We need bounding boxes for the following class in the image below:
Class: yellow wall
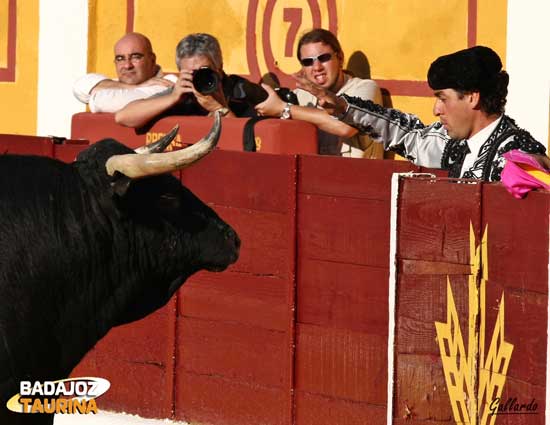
[90,0,508,124]
[0,0,39,135]
[0,0,509,135]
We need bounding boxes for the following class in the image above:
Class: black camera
[230,78,298,105]
[192,67,220,95]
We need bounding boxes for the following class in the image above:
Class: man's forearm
[115,94,179,128]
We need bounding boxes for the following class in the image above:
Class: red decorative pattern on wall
[123,0,478,98]
[0,0,17,82]
[126,0,135,33]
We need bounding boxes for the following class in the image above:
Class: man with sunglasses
[73,32,176,113]
[296,29,383,157]
[256,29,383,158]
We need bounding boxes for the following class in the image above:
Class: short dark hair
[428,45,509,115]
[296,28,343,61]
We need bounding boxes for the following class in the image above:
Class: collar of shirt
[460,115,503,176]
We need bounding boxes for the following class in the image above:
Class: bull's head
[75,112,239,324]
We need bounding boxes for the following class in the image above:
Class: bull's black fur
[0,140,240,424]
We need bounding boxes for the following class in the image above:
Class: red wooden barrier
[0,131,539,425]
[71,113,318,154]
[295,156,416,425]
[176,150,297,425]
[390,176,548,425]
[0,134,56,157]
[0,134,89,160]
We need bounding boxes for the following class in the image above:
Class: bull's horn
[105,112,221,179]
[134,125,179,154]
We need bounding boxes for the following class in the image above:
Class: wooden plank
[297,258,388,335]
[180,271,289,331]
[72,300,176,418]
[395,274,470,355]
[490,377,545,424]
[53,142,89,163]
[393,353,453,422]
[175,372,289,425]
[182,149,297,213]
[295,391,386,425]
[0,134,54,157]
[298,194,390,267]
[397,178,482,264]
[295,324,387,404]
[298,155,416,199]
[484,282,548,388]
[212,206,294,278]
[482,184,549,292]
[176,317,290,388]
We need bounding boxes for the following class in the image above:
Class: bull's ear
[111,172,133,197]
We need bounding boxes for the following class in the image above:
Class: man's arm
[114,87,181,127]
[339,94,449,168]
[255,84,357,137]
[73,73,176,113]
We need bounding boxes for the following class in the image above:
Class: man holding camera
[115,33,256,128]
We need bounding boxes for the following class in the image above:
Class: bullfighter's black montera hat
[427,45,502,93]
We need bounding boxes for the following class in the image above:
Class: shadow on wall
[346,50,393,108]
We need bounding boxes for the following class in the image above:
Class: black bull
[0,115,240,424]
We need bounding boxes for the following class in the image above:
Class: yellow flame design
[435,224,513,425]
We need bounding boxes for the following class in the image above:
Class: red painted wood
[71,113,317,154]
[395,274,470,355]
[482,184,549,400]
[295,392,386,425]
[0,134,54,157]
[297,259,388,335]
[397,177,482,263]
[182,149,297,213]
[295,324,387,404]
[176,372,289,425]
[298,194,391,267]
[72,300,176,418]
[393,353,452,422]
[180,271,289,330]
[178,149,297,424]
[53,140,90,163]
[299,155,416,199]
[482,184,549,291]
[176,317,289,388]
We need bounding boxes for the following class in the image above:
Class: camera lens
[192,67,219,95]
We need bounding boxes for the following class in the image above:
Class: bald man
[73,33,177,113]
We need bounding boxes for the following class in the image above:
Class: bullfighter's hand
[255,84,286,117]
[291,71,346,116]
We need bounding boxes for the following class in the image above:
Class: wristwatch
[280,103,292,120]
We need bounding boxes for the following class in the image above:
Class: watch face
[281,104,291,120]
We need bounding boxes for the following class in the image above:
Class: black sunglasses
[299,52,333,67]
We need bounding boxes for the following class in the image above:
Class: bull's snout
[226,227,241,262]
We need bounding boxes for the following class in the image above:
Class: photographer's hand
[255,84,286,117]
